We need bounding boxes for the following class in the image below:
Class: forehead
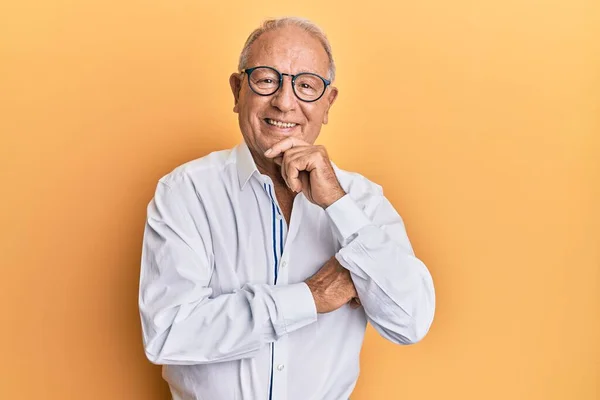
[247,26,330,77]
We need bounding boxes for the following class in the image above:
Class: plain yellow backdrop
[1,0,598,399]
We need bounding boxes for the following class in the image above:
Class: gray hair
[237,17,336,82]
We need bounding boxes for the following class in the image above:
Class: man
[139,17,435,400]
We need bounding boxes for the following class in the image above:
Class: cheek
[240,97,267,122]
[303,104,326,125]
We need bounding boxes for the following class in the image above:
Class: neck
[249,147,297,195]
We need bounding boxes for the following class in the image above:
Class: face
[229,26,338,166]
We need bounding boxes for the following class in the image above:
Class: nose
[270,75,297,113]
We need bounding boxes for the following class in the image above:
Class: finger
[280,151,305,192]
[278,156,291,190]
[286,153,318,192]
[273,146,305,170]
[280,150,304,192]
[299,171,310,195]
[264,137,310,158]
[285,158,304,193]
[349,298,362,309]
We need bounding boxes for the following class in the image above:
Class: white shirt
[138,140,435,400]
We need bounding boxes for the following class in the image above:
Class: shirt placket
[264,181,291,400]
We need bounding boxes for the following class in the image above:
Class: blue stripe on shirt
[265,183,278,400]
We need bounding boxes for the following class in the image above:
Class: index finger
[264,137,309,158]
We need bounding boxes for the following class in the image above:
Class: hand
[264,138,346,209]
[305,256,359,313]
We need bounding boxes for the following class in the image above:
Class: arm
[325,191,435,344]
[139,180,317,365]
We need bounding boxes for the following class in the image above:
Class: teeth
[267,119,297,128]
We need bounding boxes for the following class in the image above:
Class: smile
[265,118,298,128]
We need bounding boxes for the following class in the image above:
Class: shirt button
[276,213,282,220]
[277,364,285,371]
[280,261,287,268]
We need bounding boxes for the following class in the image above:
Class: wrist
[304,280,322,313]
[320,188,346,209]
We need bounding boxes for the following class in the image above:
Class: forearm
[140,281,316,365]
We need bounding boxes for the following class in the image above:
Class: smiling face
[230,25,338,169]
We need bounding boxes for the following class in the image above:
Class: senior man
[139,17,435,400]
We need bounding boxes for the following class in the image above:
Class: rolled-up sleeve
[326,191,435,344]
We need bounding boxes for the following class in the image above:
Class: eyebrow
[258,65,326,77]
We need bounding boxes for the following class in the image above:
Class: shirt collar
[235,140,259,190]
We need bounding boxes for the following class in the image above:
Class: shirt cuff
[272,282,318,335]
[325,194,372,245]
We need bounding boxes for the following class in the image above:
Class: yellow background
[1,0,598,399]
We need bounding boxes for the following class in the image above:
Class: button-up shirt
[138,140,435,400]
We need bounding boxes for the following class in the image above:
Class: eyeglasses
[242,66,331,103]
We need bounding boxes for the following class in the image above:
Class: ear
[229,73,243,113]
[322,86,338,125]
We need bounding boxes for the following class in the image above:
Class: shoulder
[158,147,234,188]
[331,161,383,199]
